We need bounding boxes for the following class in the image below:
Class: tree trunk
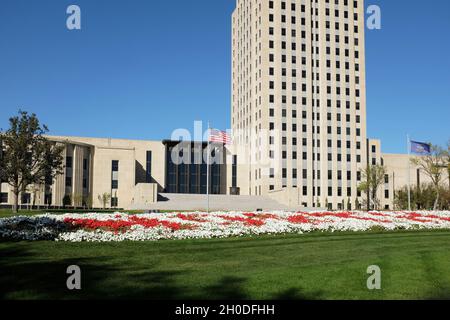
[366,189,370,212]
[32,191,37,208]
[433,188,440,211]
[13,187,19,214]
[370,187,377,211]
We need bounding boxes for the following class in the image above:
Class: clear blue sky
[0,0,449,153]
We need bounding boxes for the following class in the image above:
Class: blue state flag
[410,141,431,155]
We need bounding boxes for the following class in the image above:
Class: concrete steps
[129,193,303,211]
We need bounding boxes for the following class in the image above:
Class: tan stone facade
[380,154,449,210]
[1,136,161,209]
[0,136,228,210]
[0,135,447,210]
[231,0,368,209]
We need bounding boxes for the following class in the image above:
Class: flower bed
[1,211,450,242]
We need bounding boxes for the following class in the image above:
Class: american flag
[209,129,232,145]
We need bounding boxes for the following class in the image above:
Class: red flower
[176,213,207,223]
[218,215,265,227]
[288,215,310,224]
[64,216,194,232]
[399,213,435,223]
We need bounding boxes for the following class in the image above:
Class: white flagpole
[206,122,210,213]
[407,134,411,211]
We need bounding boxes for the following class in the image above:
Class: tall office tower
[231,0,368,209]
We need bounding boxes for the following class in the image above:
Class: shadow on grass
[204,276,248,300]
[202,276,322,300]
[273,287,324,300]
[0,244,325,300]
[0,245,190,300]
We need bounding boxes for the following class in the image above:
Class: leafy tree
[72,193,84,209]
[411,144,446,210]
[98,192,111,209]
[63,194,72,208]
[358,164,387,211]
[30,184,42,207]
[355,198,360,210]
[0,111,64,213]
[83,194,92,209]
[395,183,450,211]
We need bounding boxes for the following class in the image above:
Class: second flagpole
[206,122,210,213]
[407,134,411,211]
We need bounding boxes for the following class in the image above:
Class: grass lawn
[0,209,190,218]
[0,209,44,218]
[1,229,450,300]
[0,209,146,219]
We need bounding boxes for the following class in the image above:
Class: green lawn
[0,209,188,218]
[0,209,146,219]
[1,230,450,300]
[0,209,44,218]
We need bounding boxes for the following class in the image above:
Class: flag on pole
[410,141,431,155]
[206,123,211,213]
[209,129,232,145]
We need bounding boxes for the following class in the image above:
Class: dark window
[112,160,119,190]
[165,142,221,195]
[66,156,73,168]
[232,155,237,187]
[112,160,119,172]
[111,197,118,207]
[0,192,8,203]
[65,177,72,187]
[21,193,31,204]
[45,193,52,205]
[146,151,152,183]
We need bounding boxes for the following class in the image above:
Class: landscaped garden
[1,210,450,242]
